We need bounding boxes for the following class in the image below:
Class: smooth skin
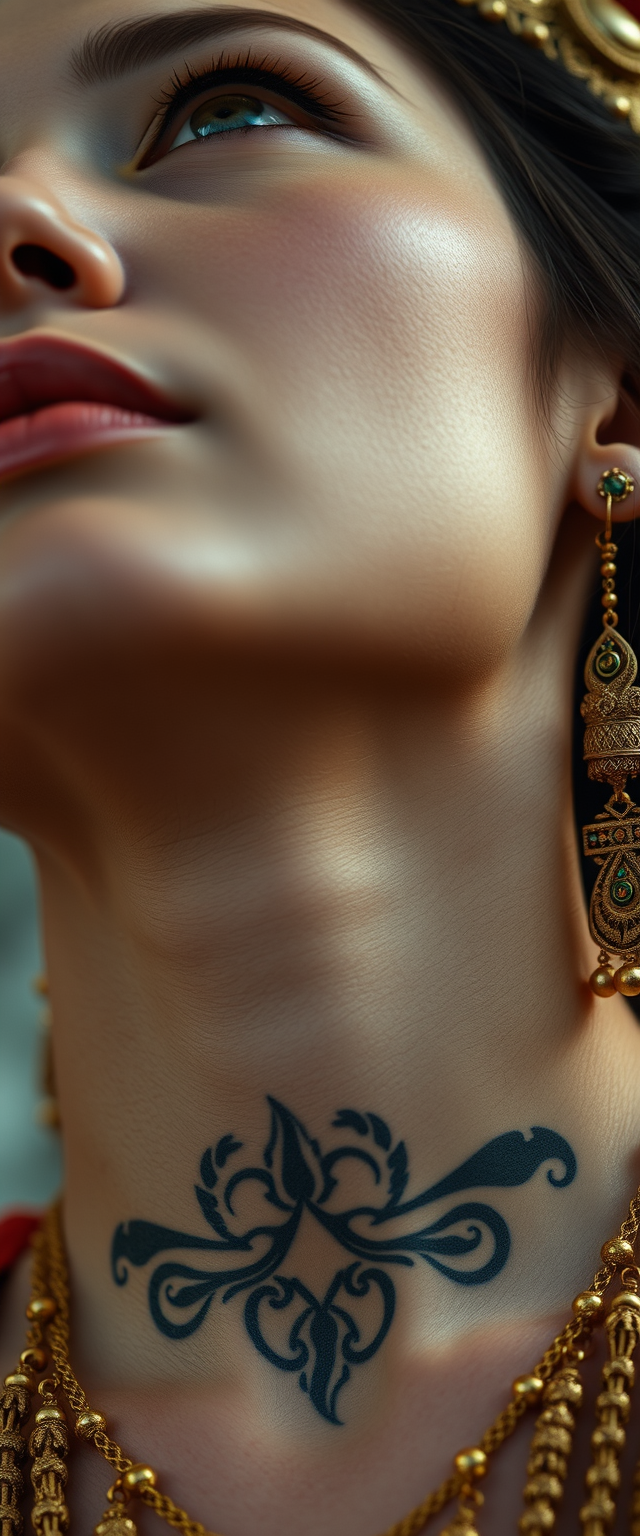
[1,1,640,1532]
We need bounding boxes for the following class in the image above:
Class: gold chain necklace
[3,1201,640,1536]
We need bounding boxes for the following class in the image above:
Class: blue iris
[191,96,269,137]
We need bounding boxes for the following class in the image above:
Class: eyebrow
[69,7,384,88]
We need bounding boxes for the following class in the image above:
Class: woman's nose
[0,177,124,311]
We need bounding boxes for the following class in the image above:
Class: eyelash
[140,50,350,163]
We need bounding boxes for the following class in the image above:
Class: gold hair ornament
[5,1198,640,1536]
[454,0,640,129]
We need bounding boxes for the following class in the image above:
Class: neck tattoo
[112,1098,576,1424]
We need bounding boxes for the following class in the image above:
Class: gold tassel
[93,1510,138,1536]
[92,1481,139,1536]
[439,1497,482,1536]
[91,1469,158,1536]
[519,1365,583,1532]
[579,1283,640,1534]
[0,1367,36,1536]
[29,1388,70,1536]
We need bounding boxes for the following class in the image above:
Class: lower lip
[0,400,172,483]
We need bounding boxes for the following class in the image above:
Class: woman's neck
[25,514,640,1439]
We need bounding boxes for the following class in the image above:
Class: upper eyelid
[134,56,352,164]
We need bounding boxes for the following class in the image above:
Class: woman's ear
[573,370,640,523]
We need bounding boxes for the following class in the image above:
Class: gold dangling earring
[581,468,640,998]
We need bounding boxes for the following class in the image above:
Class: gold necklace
[2,1201,640,1536]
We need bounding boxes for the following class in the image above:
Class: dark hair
[355,0,640,393]
[355,2,640,1007]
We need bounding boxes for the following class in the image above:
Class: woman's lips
[0,400,170,482]
[0,334,194,483]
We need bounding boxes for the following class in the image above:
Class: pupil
[190,96,263,137]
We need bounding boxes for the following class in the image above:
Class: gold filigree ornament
[454,0,640,130]
[580,470,640,997]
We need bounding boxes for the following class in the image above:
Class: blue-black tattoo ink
[112,1101,576,1424]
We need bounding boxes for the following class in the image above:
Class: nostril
[11,243,76,291]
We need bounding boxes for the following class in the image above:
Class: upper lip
[0,333,194,425]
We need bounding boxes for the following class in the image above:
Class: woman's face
[0,0,598,784]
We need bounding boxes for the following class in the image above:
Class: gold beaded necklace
[3,1200,640,1536]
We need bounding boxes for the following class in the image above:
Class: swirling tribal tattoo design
[112,1100,576,1425]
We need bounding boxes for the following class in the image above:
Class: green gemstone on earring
[611,861,635,904]
[602,470,631,499]
[595,638,621,678]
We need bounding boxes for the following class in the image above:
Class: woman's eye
[169,94,295,151]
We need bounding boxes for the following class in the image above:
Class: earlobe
[574,383,640,522]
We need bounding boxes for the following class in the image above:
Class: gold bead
[615,963,640,996]
[478,0,508,15]
[609,1289,640,1313]
[35,1405,65,1423]
[572,1290,604,1318]
[521,16,550,41]
[19,1348,47,1372]
[608,92,632,116]
[513,1373,544,1403]
[4,1371,35,1391]
[121,1466,157,1495]
[590,964,616,997]
[601,1238,635,1265]
[76,1410,106,1439]
[26,1296,56,1322]
[601,561,617,577]
[602,591,618,606]
[454,1447,488,1478]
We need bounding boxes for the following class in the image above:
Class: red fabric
[0,1211,41,1275]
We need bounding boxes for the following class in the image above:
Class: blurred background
[0,829,62,1219]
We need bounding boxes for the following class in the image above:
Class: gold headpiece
[456,0,640,130]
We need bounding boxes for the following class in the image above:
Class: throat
[28,670,640,1436]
